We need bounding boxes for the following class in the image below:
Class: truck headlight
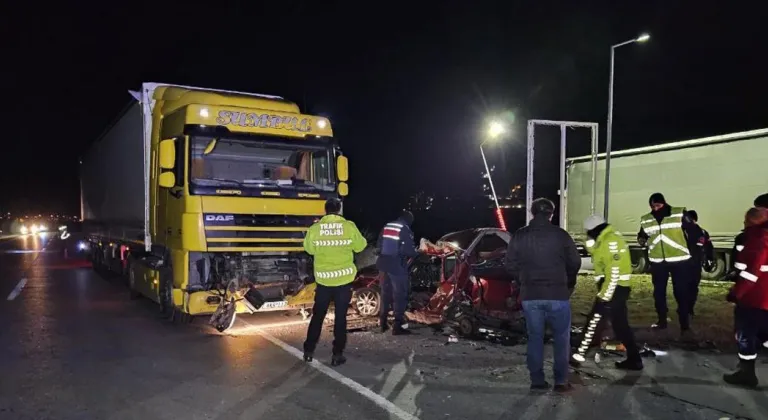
[30,225,39,234]
[20,226,28,234]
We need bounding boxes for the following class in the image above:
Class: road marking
[246,322,420,420]
[7,278,27,301]
[4,237,51,300]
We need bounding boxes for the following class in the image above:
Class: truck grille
[203,213,317,252]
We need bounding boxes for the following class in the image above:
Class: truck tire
[701,253,727,280]
[159,268,174,319]
[631,251,650,274]
[128,264,141,300]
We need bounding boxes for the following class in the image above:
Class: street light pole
[480,141,501,210]
[480,141,507,231]
[604,34,649,220]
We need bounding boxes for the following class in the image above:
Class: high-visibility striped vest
[640,206,691,263]
[303,214,367,287]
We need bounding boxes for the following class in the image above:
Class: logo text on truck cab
[205,215,235,222]
[216,111,312,132]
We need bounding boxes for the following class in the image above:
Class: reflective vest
[640,206,691,263]
[303,214,368,287]
[585,225,632,301]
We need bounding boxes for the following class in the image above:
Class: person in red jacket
[723,206,768,388]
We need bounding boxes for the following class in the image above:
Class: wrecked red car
[350,228,524,338]
[349,255,439,318]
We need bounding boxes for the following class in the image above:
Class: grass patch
[571,274,735,347]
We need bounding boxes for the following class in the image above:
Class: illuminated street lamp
[481,120,507,230]
[604,33,650,219]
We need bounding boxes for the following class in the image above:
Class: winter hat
[583,214,606,231]
[648,192,666,206]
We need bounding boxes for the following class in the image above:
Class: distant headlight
[38,225,47,232]
[30,225,39,234]
[20,226,28,234]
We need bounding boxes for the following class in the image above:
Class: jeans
[303,283,353,355]
[522,299,572,386]
[651,261,693,329]
[380,272,409,326]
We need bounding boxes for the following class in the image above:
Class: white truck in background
[564,128,768,280]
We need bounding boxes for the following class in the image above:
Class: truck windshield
[189,135,334,192]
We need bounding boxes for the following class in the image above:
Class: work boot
[553,383,574,393]
[680,328,696,341]
[331,353,347,367]
[651,320,668,330]
[530,381,550,391]
[615,358,644,371]
[723,360,758,388]
[392,322,412,336]
[303,351,313,362]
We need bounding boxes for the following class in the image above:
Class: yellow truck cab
[81,83,349,331]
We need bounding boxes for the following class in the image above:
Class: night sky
[2,2,765,234]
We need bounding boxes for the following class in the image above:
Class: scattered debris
[447,335,459,344]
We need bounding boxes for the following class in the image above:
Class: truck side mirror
[336,155,348,182]
[338,182,348,197]
[159,139,176,169]
[158,172,175,188]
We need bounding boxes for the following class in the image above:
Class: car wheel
[457,316,478,338]
[353,287,381,318]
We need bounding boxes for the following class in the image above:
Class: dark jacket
[375,217,419,275]
[504,214,582,301]
[686,224,715,264]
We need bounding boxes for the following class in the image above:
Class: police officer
[685,210,715,316]
[573,214,643,370]
[302,198,367,366]
[376,211,420,335]
[637,193,697,334]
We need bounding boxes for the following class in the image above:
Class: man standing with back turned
[303,198,367,366]
[505,198,582,392]
[376,210,420,335]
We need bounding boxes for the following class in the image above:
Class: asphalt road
[1,234,767,420]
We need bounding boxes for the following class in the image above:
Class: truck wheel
[701,254,726,280]
[353,287,381,318]
[159,269,174,319]
[631,252,649,274]
[128,265,141,300]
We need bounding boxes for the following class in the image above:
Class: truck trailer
[80,83,349,331]
[564,128,768,280]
